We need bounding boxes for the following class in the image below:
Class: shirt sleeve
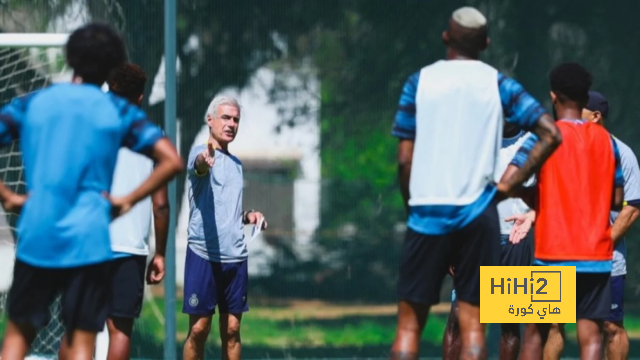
[118,101,164,156]
[498,73,548,131]
[611,136,625,189]
[0,95,31,146]
[616,140,640,206]
[392,72,420,140]
[509,133,539,168]
[187,145,207,177]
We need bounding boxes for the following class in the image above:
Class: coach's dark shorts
[576,272,611,320]
[108,255,146,319]
[606,275,625,323]
[397,200,500,306]
[7,259,110,333]
[500,232,533,267]
[182,246,248,315]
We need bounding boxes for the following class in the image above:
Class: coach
[182,96,267,360]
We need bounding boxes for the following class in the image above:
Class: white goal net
[0,34,69,358]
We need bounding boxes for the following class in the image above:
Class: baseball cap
[585,91,609,118]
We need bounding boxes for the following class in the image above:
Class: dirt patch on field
[250,300,452,320]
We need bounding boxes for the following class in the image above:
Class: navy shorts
[108,255,146,318]
[8,259,110,333]
[606,275,625,323]
[182,246,249,315]
[450,231,532,303]
[398,199,500,306]
[500,232,533,267]
[576,272,611,320]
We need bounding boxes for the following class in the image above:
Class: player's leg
[215,259,249,360]
[391,301,429,360]
[456,301,486,360]
[391,228,452,360]
[453,199,500,360]
[499,231,533,360]
[59,261,111,360]
[184,315,213,360]
[520,323,552,360]
[499,323,520,360]
[442,291,461,360]
[219,313,243,360]
[604,321,628,360]
[577,319,604,360]
[1,260,59,360]
[543,323,565,360]
[106,255,147,360]
[604,275,628,360]
[2,321,37,360]
[575,273,610,360]
[182,246,217,360]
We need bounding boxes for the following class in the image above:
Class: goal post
[0,33,70,359]
[0,32,167,360]
[0,33,69,48]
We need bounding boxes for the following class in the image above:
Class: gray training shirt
[187,144,248,263]
[610,137,640,277]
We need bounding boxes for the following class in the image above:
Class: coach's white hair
[452,7,487,29]
[204,96,241,122]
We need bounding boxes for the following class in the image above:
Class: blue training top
[0,83,164,268]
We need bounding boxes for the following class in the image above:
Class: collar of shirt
[559,119,585,125]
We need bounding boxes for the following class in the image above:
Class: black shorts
[500,232,533,267]
[397,200,500,306]
[108,255,146,318]
[576,272,611,320]
[7,260,110,333]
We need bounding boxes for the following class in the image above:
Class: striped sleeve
[509,133,539,168]
[110,94,164,157]
[611,136,625,188]
[498,73,548,131]
[392,72,420,139]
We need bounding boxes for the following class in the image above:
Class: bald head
[443,7,489,58]
[452,7,487,29]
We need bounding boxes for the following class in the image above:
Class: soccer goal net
[0,33,70,359]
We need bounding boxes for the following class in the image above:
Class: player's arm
[151,185,168,257]
[496,74,562,195]
[147,184,168,284]
[115,137,182,216]
[0,96,30,212]
[612,205,639,244]
[611,137,625,211]
[393,72,419,215]
[115,104,183,217]
[398,140,414,215]
[502,134,540,202]
[192,143,215,176]
[609,137,638,244]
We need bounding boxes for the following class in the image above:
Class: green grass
[5,299,640,359]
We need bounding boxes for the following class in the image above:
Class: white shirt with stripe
[109,148,154,256]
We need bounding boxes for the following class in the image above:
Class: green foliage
[6,0,640,307]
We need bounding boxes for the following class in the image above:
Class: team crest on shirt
[189,294,199,307]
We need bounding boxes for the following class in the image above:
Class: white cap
[452,7,487,29]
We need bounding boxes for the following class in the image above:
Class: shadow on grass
[129,314,640,359]
[132,313,444,359]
